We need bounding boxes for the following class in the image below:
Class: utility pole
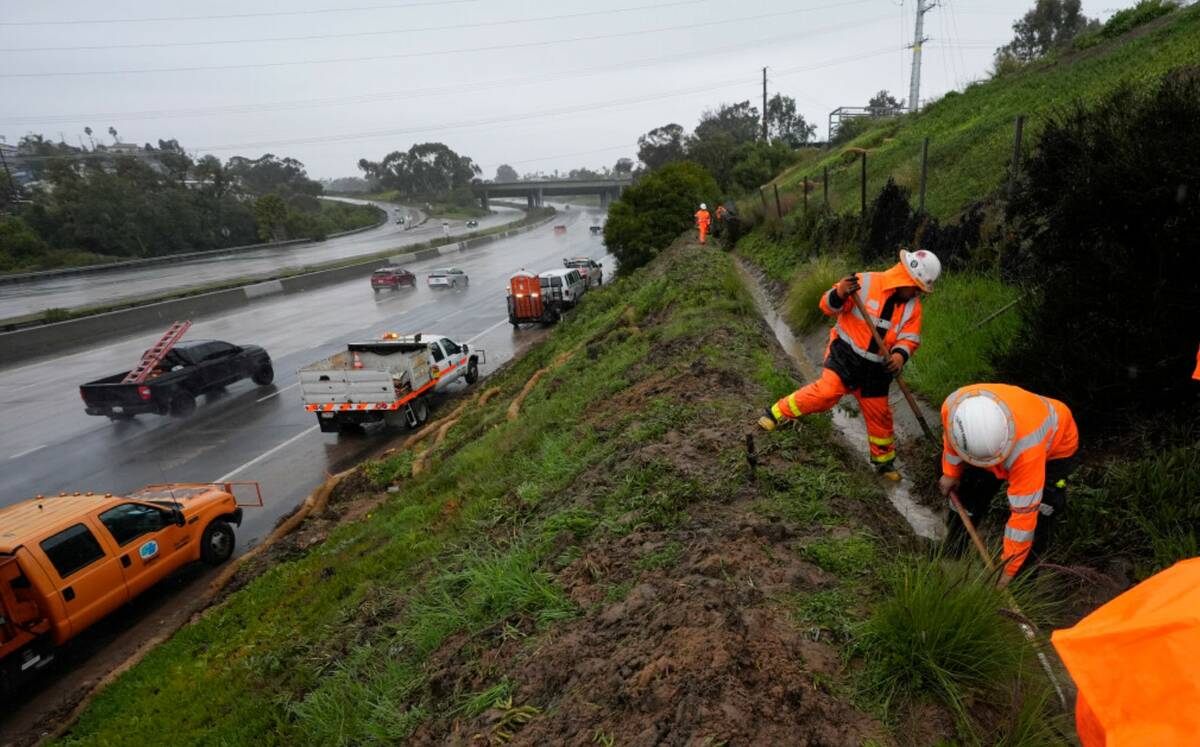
[908,0,936,113]
[762,67,768,142]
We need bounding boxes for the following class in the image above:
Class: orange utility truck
[0,482,258,697]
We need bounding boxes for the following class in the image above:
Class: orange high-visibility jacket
[715,205,727,221]
[819,263,923,364]
[695,209,711,227]
[941,384,1079,576]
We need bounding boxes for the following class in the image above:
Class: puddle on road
[735,259,946,541]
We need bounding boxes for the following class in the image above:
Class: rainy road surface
[0,199,523,320]
[0,206,610,550]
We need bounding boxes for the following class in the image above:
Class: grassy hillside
[54,242,1060,746]
[775,5,1200,219]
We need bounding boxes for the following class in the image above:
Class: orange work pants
[773,367,895,465]
[698,223,709,243]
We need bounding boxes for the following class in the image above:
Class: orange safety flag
[1051,557,1200,746]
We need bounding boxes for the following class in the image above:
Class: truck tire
[465,358,479,384]
[412,398,429,427]
[252,364,275,386]
[200,521,235,565]
[169,392,197,418]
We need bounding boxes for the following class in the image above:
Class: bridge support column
[527,192,535,209]
[536,187,544,207]
[479,191,489,211]
[599,190,611,209]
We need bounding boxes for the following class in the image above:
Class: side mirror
[461,343,469,354]
[170,508,186,527]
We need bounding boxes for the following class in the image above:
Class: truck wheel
[169,392,197,418]
[252,364,275,386]
[510,319,519,329]
[414,398,429,425]
[465,358,479,384]
[200,521,235,565]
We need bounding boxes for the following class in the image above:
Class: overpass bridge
[471,177,632,210]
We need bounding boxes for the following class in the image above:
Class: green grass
[902,272,1023,405]
[783,255,850,333]
[774,5,1200,219]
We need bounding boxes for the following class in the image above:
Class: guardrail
[0,210,556,367]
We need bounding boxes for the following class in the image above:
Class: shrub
[784,255,849,332]
[602,161,718,275]
[1098,0,1178,41]
[997,71,1200,426]
[857,556,1046,730]
[0,215,50,268]
[862,178,913,263]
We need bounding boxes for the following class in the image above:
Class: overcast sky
[2,0,1122,180]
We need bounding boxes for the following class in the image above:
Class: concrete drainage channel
[0,212,557,366]
[735,258,946,541]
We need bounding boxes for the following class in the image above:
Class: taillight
[79,387,86,402]
[137,386,152,401]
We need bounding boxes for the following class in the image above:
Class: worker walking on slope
[938,383,1079,588]
[695,203,711,244]
[758,249,942,480]
[714,203,728,237]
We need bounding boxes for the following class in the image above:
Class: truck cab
[1,484,252,696]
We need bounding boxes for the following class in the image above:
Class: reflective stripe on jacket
[819,264,923,364]
[695,209,711,227]
[941,383,1080,576]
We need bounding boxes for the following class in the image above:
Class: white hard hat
[700,203,707,210]
[949,393,1015,467]
[899,249,941,292]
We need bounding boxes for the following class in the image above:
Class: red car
[370,266,416,291]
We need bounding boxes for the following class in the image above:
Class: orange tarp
[1051,557,1200,746]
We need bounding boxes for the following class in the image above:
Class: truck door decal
[138,540,159,561]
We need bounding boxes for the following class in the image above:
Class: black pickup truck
[80,340,274,420]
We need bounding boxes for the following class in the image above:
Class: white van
[537,268,587,309]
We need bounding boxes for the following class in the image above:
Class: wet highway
[0,199,523,320]
[0,206,610,551]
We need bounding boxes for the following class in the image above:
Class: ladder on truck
[121,320,192,384]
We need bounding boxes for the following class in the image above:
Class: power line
[0,0,477,26]
[14,45,904,162]
[1,2,874,79]
[1,1,696,53]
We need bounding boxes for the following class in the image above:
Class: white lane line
[216,425,318,482]
[256,382,298,403]
[10,444,46,460]
[465,319,508,345]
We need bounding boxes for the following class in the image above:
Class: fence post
[823,166,829,207]
[1007,115,1025,205]
[860,151,867,216]
[759,187,770,215]
[773,183,783,218]
[918,137,930,214]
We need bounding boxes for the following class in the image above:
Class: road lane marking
[467,318,510,344]
[10,444,46,460]
[216,425,318,482]
[256,382,298,402]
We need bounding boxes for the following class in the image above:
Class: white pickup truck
[299,333,482,433]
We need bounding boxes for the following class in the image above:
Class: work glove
[938,475,960,497]
[834,275,860,300]
[757,407,780,432]
[886,352,906,375]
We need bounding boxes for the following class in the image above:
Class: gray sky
[2,0,1120,180]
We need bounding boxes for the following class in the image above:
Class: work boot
[876,462,901,481]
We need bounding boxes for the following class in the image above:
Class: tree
[765,94,817,147]
[603,161,718,274]
[148,139,193,186]
[83,126,95,150]
[636,123,686,171]
[728,141,799,193]
[691,101,760,146]
[996,0,1098,63]
[357,142,481,197]
[495,164,519,182]
[107,126,119,144]
[613,157,634,176]
[867,90,903,116]
[830,117,876,146]
[254,193,289,241]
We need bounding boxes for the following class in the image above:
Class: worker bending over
[758,249,941,480]
[695,203,711,244]
[939,383,1079,588]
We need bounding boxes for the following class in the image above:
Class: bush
[783,255,848,332]
[0,215,50,270]
[997,71,1200,426]
[602,161,718,274]
[1098,0,1178,40]
[857,556,1050,734]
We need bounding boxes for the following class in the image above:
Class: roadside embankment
[51,240,1062,746]
[0,209,555,366]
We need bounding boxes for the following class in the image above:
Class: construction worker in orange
[938,383,1079,588]
[695,203,711,244]
[713,203,728,237]
[1193,343,1199,380]
[1051,557,1200,745]
[758,249,941,480]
